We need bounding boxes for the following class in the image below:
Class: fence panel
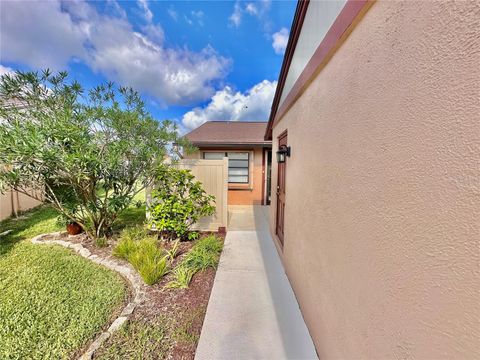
[0,189,43,221]
[147,158,228,232]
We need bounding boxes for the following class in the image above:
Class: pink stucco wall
[269,1,480,358]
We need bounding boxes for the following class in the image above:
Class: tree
[0,70,187,239]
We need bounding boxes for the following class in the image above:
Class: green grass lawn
[0,205,127,359]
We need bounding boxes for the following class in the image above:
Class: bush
[113,227,170,285]
[149,167,215,241]
[0,70,188,240]
[166,235,223,289]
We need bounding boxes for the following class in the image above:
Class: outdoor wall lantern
[276,145,291,163]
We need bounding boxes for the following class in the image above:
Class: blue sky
[0,0,296,133]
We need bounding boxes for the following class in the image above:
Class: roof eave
[190,141,272,147]
[265,0,310,140]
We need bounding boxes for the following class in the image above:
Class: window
[227,152,249,183]
[203,151,250,184]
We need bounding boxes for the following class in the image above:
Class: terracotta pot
[66,222,83,235]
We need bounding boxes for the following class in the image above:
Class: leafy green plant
[113,227,170,285]
[183,235,223,271]
[133,252,169,286]
[0,70,190,241]
[113,226,149,259]
[165,266,196,289]
[95,237,108,247]
[149,166,215,241]
[166,235,223,289]
[165,240,180,262]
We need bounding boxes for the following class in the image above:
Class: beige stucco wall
[0,189,42,221]
[270,1,480,359]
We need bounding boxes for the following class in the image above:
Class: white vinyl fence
[147,158,228,232]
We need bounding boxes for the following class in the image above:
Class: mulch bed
[69,230,225,359]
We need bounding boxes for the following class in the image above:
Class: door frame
[275,130,288,247]
[262,148,272,206]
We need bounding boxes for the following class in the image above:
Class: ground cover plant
[113,226,170,285]
[0,70,188,239]
[167,235,223,289]
[95,233,224,360]
[0,205,126,359]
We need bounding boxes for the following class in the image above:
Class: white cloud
[191,10,204,26]
[245,3,258,16]
[0,65,14,76]
[182,79,277,130]
[167,6,178,21]
[230,0,271,28]
[0,0,230,106]
[0,1,86,69]
[272,28,289,54]
[137,0,153,23]
[229,1,242,27]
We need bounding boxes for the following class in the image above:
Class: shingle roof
[184,121,271,146]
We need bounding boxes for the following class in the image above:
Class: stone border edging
[31,232,146,360]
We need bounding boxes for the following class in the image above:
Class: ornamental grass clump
[114,226,170,285]
[166,235,223,289]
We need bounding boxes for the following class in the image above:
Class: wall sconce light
[276,145,291,163]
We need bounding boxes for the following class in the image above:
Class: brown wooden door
[276,131,287,246]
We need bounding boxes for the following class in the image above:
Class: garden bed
[76,232,225,360]
[95,250,218,359]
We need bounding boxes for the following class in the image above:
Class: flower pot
[66,222,83,235]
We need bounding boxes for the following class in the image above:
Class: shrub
[166,235,223,289]
[148,167,215,241]
[0,70,189,240]
[113,227,170,285]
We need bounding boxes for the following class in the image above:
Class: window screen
[203,151,249,184]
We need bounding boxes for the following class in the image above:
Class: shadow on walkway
[195,205,317,360]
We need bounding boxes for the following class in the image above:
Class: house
[265,0,479,359]
[184,121,272,206]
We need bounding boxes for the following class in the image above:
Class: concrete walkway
[195,206,317,360]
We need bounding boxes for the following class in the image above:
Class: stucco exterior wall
[0,189,42,221]
[269,1,480,359]
[185,148,265,205]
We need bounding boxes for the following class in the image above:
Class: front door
[276,131,287,246]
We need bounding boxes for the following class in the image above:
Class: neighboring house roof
[185,121,271,146]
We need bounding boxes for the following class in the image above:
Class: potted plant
[66,221,83,235]
[58,214,83,235]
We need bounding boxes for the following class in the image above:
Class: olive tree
[0,70,187,239]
